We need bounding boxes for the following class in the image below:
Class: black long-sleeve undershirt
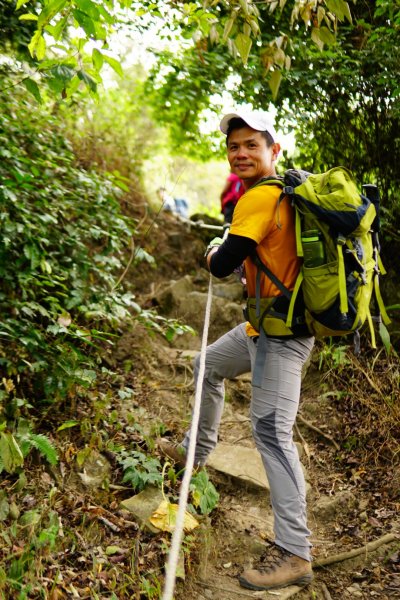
[209,233,258,278]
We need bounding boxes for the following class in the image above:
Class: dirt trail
[123,212,399,599]
[129,318,399,600]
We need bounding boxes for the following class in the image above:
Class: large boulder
[155,275,244,346]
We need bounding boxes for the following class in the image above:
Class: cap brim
[220,113,243,134]
[219,111,277,141]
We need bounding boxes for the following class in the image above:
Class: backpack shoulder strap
[252,176,285,191]
[251,251,291,300]
[251,251,303,329]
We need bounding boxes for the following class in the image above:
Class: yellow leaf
[261,46,275,72]
[57,313,71,327]
[248,17,259,36]
[319,25,337,45]
[238,0,249,16]
[235,32,252,65]
[149,500,199,533]
[268,70,282,100]
[311,27,324,51]
[317,6,325,26]
[223,16,236,42]
[273,48,286,68]
[269,1,279,13]
[2,378,15,394]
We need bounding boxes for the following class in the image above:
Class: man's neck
[243,172,280,191]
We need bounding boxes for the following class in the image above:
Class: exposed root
[297,412,340,451]
[313,532,399,568]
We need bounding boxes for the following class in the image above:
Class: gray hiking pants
[182,322,314,561]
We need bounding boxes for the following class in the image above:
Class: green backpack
[247,166,391,349]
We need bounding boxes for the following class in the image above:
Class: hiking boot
[157,437,205,472]
[239,544,313,591]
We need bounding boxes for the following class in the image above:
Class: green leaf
[0,433,24,473]
[45,15,69,40]
[75,0,100,20]
[37,0,67,28]
[0,492,10,522]
[22,78,43,104]
[341,1,352,23]
[73,9,96,37]
[65,74,82,97]
[92,48,104,71]
[24,433,58,465]
[28,30,47,60]
[77,69,97,92]
[16,0,32,9]
[379,322,391,353]
[105,545,124,555]
[103,55,123,78]
[75,0,100,21]
[51,64,76,83]
[19,13,38,21]
[190,470,219,515]
[235,32,252,65]
[57,420,80,432]
[20,509,41,527]
[325,0,352,22]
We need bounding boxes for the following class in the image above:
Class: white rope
[161,274,214,600]
[180,216,225,232]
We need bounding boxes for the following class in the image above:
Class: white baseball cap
[220,109,278,141]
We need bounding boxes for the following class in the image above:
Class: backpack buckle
[283,186,294,195]
[336,234,346,245]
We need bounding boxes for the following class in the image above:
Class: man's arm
[207,234,257,278]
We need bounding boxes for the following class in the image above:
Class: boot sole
[239,573,313,591]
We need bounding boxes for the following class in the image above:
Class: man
[159,109,314,591]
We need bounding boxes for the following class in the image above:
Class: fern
[19,433,58,466]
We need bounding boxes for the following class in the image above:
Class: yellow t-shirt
[229,183,301,336]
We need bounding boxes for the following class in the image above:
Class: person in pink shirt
[220,170,245,224]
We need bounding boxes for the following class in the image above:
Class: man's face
[227,126,280,188]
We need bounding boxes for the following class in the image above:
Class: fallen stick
[195,579,279,597]
[321,582,333,599]
[97,515,121,533]
[297,412,340,451]
[313,532,399,568]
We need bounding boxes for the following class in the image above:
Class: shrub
[0,74,137,408]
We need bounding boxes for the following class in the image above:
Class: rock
[78,449,111,489]
[156,275,194,314]
[175,550,186,581]
[212,280,244,302]
[187,291,243,341]
[346,584,363,597]
[176,349,198,360]
[120,486,164,533]
[208,442,311,495]
[208,443,270,490]
[156,275,244,344]
[312,490,357,519]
